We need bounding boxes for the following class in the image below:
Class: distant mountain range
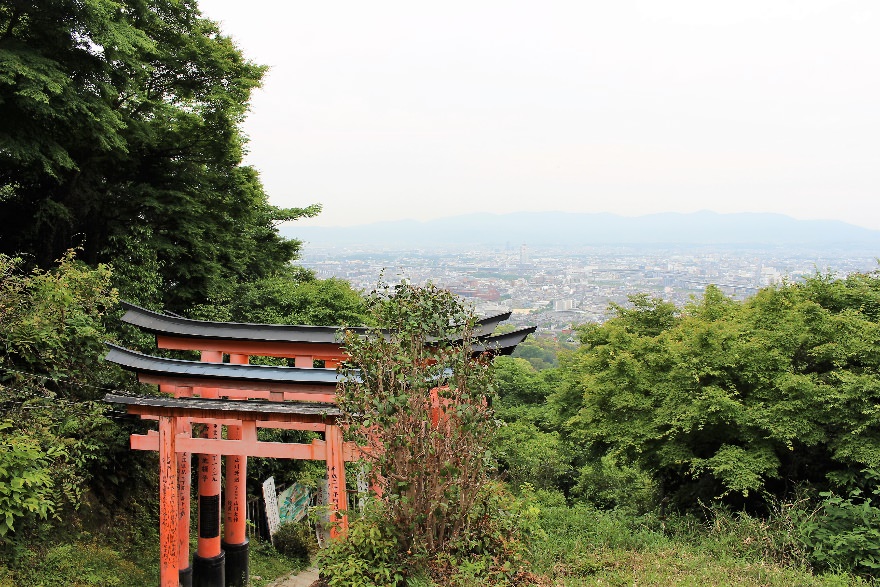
[280,211,880,249]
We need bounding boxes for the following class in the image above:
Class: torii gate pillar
[158,415,180,587]
[223,353,250,587]
[325,424,349,537]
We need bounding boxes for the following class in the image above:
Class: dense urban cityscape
[300,244,880,338]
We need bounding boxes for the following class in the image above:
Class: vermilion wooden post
[177,399,193,587]
[325,424,349,538]
[164,385,194,587]
[223,353,249,587]
[159,415,180,587]
[194,350,224,587]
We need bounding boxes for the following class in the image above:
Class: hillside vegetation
[3,1,880,586]
[310,272,880,586]
[487,271,880,585]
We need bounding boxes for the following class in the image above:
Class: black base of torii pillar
[192,552,225,587]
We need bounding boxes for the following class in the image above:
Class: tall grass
[528,504,870,587]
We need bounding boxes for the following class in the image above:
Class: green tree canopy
[0,0,317,312]
[0,252,124,538]
[558,275,880,507]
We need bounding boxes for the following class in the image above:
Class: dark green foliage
[272,521,318,562]
[317,505,406,587]
[0,251,165,587]
[558,273,880,506]
[0,423,59,537]
[491,357,575,496]
[0,0,318,312]
[571,455,656,513]
[0,251,119,399]
[800,470,880,575]
[6,542,153,586]
[191,271,369,327]
[493,356,558,416]
[492,272,880,580]
[511,336,576,371]
[494,421,568,491]
[0,252,123,539]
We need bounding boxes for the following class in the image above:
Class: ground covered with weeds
[528,504,870,587]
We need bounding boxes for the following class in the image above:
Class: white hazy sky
[197,0,880,229]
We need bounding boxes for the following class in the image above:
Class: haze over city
[198,0,879,229]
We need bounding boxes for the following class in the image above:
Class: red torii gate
[104,394,354,587]
[105,302,533,587]
[104,346,355,587]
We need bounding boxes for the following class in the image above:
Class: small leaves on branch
[337,281,498,553]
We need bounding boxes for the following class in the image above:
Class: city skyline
[299,242,879,333]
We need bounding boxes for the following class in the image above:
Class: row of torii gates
[104,302,534,587]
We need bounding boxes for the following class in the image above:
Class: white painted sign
[262,476,281,537]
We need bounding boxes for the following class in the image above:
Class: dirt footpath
[266,566,322,587]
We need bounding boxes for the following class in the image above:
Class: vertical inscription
[158,416,179,586]
[226,455,241,524]
[176,446,190,567]
[329,464,340,511]
[325,424,349,537]
[177,451,189,520]
[160,445,176,565]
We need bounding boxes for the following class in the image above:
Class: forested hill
[5,2,880,586]
[0,1,321,314]
[285,211,880,248]
[0,3,365,583]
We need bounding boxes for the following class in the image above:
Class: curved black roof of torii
[120,301,513,343]
[104,323,537,387]
[472,326,537,355]
[104,393,342,417]
[105,344,341,387]
[110,326,536,385]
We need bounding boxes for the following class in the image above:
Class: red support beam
[130,434,362,461]
[197,420,223,558]
[138,373,337,403]
[156,335,348,361]
[122,404,338,427]
[161,384,193,584]
[135,415,330,432]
